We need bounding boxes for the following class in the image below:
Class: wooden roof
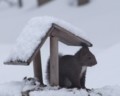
[4,23,92,65]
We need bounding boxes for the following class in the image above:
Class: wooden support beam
[52,24,92,47]
[50,36,59,86]
[33,50,44,85]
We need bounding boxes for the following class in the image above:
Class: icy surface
[5,16,88,62]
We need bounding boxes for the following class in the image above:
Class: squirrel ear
[80,46,89,55]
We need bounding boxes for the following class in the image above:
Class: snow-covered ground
[30,86,120,96]
[0,80,120,96]
[0,0,120,95]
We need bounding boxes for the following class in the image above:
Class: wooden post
[33,50,44,85]
[37,0,49,6]
[18,0,23,8]
[37,0,41,6]
[50,36,59,86]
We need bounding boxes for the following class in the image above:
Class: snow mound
[5,16,88,62]
[0,81,120,96]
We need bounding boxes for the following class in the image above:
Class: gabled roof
[4,16,92,65]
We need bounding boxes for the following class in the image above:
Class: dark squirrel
[46,46,97,90]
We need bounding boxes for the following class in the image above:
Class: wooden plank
[50,36,59,86]
[33,50,44,85]
[52,23,92,47]
[4,61,28,65]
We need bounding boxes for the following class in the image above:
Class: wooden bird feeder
[4,23,92,86]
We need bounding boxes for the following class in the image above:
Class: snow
[5,16,88,62]
[31,88,89,96]
[30,86,120,96]
[87,43,120,88]
[0,0,120,95]
[0,44,34,83]
[0,81,120,96]
[0,81,23,96]
[22,77,41,92]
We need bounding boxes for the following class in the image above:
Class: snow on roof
[5,16,89,63]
